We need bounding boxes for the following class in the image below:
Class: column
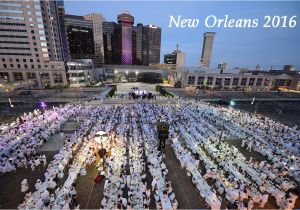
[229,77,234,89]
[61,71,68,86]
[203,76,208,86]
[212,76,216,89]
[49,71,55,86]
[8,71,14,82]
[22,71,27,81]
[36,71,42,87]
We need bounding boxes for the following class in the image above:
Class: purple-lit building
[102,12,161,66]
[117,12,134,65]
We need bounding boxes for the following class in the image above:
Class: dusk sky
[64,1,300,70]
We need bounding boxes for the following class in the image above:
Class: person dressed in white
[80,167,86,176]
[41,155,47,167]
[41,189,50,203]
[21,179,29,193]
[241,139,246,148]
[60,131,64,140]
[260,194,269,208]
[151,177,157,191]
[247,141,253,151]
[248,199,254,210]
[35,179,42,190]
[47,178,56,189]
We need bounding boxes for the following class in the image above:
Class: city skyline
[64,1,300,69]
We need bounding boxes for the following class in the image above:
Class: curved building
[117,12,134,65]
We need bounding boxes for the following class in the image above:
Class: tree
[174,81,182,88]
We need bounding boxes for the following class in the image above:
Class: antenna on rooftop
[176,44,179,51]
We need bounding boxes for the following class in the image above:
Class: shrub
[106,85,117,98]
[174,81,182,88]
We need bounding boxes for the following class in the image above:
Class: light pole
[126,70,129,82]
[8,98,14,108]
[135,71,139,82]
[114,70,118,82]
[230,100,235,107]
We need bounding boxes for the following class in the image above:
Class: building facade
[200,32,215,68]
[103,21,120,65]
[142,24,161,66]
[65,14,95,59]
[67,59,94,87]
[134,23,143,65]
[102,12,161,66]
[65,13,105,67]
[117,12,134,65]
[83,13,105,66]
[56,0,69,61]
[217,62,228,74]
[0,0,67,87]
[181,68,300,91]
[164,49,185,69]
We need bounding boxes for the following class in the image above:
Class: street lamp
[135,71,139,82]
[39,101,47,111]
[230,100,235,107]
[8,98,14,108]
[114,70,118,82]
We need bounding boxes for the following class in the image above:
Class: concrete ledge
[94,86,113,100]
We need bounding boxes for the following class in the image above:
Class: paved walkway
[37,119,79,152]
[0,117,80,209]
[37,134,64,152]
[164,144,207,209]
[0,151,57,209]
[75,163,104,209]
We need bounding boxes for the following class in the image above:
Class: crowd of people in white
[0,104,84,174]
[0,94,299,210]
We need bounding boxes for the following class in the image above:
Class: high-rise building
[83,13,105,66]
[65,15,95,59]
[67,59,94,87]
[142,24,161,66]
[56,0,69,61]
[117,12,134,65]
[200,32,215,68]
[103,21,120,64]
[0,0,67,87]
[164,53,176,65]
[134,23,143,65]
[103,12,161,66]
[164,46,186,69]
[65,13,105,67]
